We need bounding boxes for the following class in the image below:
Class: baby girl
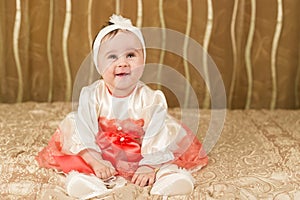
[36,14,208,198]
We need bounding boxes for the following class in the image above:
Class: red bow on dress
[96,117,145,176]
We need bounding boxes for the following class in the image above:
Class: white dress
[36,79,208,178]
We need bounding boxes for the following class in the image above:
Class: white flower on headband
[109,14,133,28]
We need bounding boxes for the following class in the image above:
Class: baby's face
[97,31,144,97]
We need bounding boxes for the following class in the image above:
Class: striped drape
[0,0,299,109]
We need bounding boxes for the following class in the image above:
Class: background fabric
[0,0,299,109]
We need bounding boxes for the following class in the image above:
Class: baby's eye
[108,54,118,60]
[127,53,136,58]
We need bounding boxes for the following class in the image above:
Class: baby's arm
[79,149,116,179]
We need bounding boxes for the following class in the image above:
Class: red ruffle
[36,129,94,174]
[172,123,208,169]
[36,117,208,177]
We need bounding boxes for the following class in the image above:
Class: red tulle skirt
[36,117,208,178]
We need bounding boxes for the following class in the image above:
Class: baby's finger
[139,176,149,187]
[97,169,109,179]
[132,174,143,185]
[148,175,155,186]
[105,168,114,178]
[109,167,116,176]
[131,173,138,183]
[98,173,108,179]
[99,171,107,179]
[94,171,100,178]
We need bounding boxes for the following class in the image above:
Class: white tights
[65,164,194,199]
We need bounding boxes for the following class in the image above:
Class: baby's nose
[117,57,129,68]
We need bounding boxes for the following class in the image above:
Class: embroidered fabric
[1,103,300,199]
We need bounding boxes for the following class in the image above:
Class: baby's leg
[65,171,126,199]
[150,164,195,196]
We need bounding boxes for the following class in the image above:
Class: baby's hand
[79,149,116,179]
[91,159,116,179]
[131,166,156,187]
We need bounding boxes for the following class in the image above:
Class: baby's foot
[150,164,195,196]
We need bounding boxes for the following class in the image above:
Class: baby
[37,14,208,198]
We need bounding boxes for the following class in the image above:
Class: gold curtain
[0,0,299,109]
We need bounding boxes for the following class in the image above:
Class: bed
[0,102,299,199]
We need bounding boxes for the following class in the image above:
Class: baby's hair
[92,22,123,48]
[103,21,114,28]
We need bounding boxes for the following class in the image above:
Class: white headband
[92,14,146,74]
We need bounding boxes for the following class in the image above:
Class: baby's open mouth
[115,73,130,77]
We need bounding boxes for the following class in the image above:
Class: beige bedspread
[0,103,299,199]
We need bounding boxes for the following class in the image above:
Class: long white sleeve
[61,81,101,154]
[138,89,186,166]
